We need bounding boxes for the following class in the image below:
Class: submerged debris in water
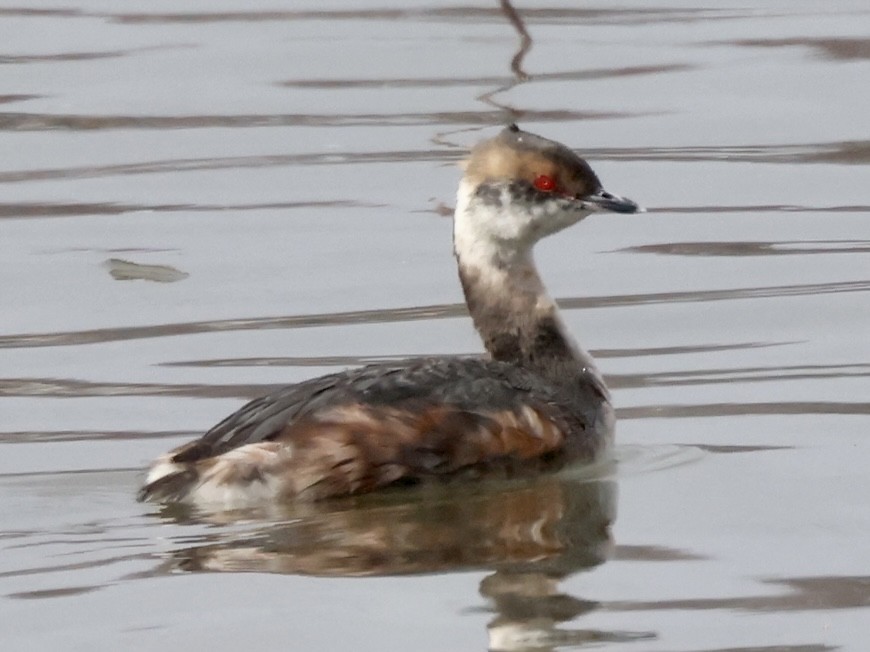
[103,258,189,283]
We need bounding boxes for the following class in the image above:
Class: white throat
[454,179,527,268]
[453,178,549,307]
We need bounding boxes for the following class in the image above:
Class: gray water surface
[2,1,869,650]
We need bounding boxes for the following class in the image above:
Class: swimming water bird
[139,124,640,508]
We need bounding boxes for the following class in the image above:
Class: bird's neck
[453,182,600,383]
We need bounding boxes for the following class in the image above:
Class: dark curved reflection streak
[499,0,532,81]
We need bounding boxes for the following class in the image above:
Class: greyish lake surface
[2,1,869,650]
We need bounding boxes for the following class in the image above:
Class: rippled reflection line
[608,363,870,390]
[0,467,142,479]
[2,141,866,186]
[0,152,456,183]
[280,64,691,89]
[35,7,744,26]
[0,43,190,65]
[0,378,279,400]
[618,402,870,418]
[0,431,191,444]
[0,94,41,105]
[651,205,870,214]
[0,200,376,219]
[0,108,633,134]
[605,574,870,613]
[158,343,788,368]
[2,280,868,349]
[0,550,154,583]
[616,239,870,256]
[722,37,870,62]
[13,7,717,23]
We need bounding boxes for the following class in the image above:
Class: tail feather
[137,467,199,503]
[139,442,292,507]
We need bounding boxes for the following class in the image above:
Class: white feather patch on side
[188,442,295,509]
[145,454,183,486]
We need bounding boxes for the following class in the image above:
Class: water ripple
[616,240,870,257]
[2,142,865,188]
[607,574,870,613]
[279,64,692,89]
[618,402,870,419]
[0,200,372,218]
[0,108,633,133]
[724,37,870,62]
[2,280,869,349]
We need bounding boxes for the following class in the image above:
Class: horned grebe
[139,125,640,507]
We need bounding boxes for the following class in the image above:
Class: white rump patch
[190,442,295,509]
[145,454,183,486]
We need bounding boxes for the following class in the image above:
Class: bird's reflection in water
[153,474,654,650]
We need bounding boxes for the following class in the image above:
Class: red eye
[533,175,557,192]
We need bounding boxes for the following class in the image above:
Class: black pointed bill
[583,189,643,214]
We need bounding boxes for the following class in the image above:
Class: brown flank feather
[144,402,571,503]
[277,403,567,500]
